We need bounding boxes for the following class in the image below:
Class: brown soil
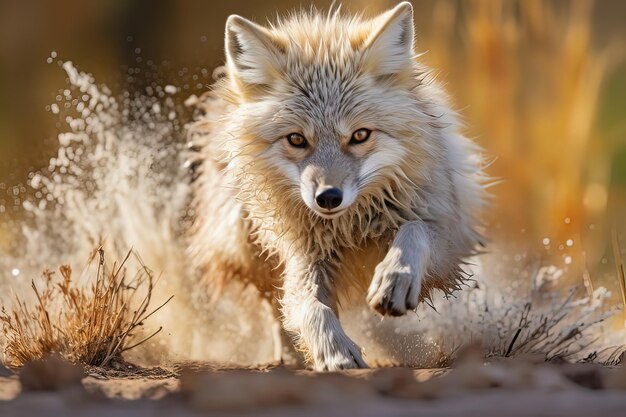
[1,357,626,416]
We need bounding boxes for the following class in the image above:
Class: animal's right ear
[225,15,285,94]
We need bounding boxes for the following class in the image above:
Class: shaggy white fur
[188,2,487,371]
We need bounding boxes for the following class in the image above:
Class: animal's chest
[335,239,391,293]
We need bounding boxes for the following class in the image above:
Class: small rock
[0,363,13,377]
[559,363,607,390]
[605,364,626,390]
[371,368,421,397]
[19,354,85,392]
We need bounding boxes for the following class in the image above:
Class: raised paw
[366,259,422,317]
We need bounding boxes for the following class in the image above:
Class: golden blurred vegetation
[0,0,625,281]
[417,0,625,280]
[427,1,613,234]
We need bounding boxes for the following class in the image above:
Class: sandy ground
[2,357,626,417]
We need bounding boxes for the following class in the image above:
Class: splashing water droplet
[0,59,247,365]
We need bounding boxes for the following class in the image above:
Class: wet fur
[187,2,487,370]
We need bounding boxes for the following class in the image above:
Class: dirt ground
[2,355,626,417]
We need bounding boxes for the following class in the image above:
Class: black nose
[315,187,343,210]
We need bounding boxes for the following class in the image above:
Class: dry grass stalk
[494,265,616,360]
[611,230,626,322]
[502,289,594,360]
[433,263,618,363]
[0,248,172,369]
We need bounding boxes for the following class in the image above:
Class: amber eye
[350,128,372,144]
[286,133,308,148]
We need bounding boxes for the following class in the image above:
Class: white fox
[187,2,486,371]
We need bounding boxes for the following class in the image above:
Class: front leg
[281,258,368,371]
[367,221,431,316]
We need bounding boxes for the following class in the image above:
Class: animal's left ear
[362,2,415,76]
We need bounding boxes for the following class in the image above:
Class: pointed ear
[225,15,285,91]
[362,2,415,76]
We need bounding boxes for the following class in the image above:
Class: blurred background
[0,0,625,297]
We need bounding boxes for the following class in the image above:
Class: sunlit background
[0,0,625,312]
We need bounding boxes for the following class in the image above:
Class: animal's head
[223,2,421,220]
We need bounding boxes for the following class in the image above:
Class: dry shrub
[0,248,172,369]
[498,286,609,360]
[415,258,624,366]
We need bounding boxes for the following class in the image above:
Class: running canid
[187,2,486,371]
